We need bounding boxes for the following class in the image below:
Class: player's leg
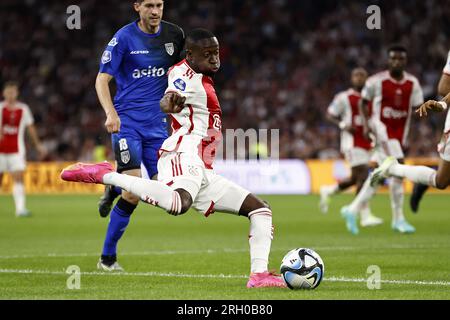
[354,164,383,227]
[98,160,122,218]
[98,132,144,271]
[435,158,450,189]
[61,152,201,215]
[191,174,285,288]
[7,154,30,217]
[11,170,30,217]
[410,183,429,213]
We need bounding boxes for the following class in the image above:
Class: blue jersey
[99,20,184,136]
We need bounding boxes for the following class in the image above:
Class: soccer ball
[280,248,324,290]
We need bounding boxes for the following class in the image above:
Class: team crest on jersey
[174,78,186,91]
[120,151,130,164]
[102,50,112,64]
[108,38,118,47]
[165,43,175,56]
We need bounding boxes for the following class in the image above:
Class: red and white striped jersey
[0,101,34,154]
[328,88,372,152]
[362,70,423,145]
[444,50,450,76]
[161,59,222,169]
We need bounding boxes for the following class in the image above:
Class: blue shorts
[112,122,167,178]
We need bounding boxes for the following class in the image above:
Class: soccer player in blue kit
[95,0,184,271]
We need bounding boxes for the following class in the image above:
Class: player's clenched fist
[105,109,121,133]
[160,92,186,114]
[416,100,446,117]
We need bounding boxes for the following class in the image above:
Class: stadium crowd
[1,0,449,161]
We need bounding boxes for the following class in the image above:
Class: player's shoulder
[161,20,184,37]
[404,71,420,84]
[168,60,199,79]
[112,21,136,39]
[367,70,390,84]
[16,101,31,111]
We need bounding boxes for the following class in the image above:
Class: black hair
[3,81,19,89]
[387,44,407,55]
[186,28,216,43]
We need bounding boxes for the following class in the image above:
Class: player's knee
[435,175,449,190]
[175,189,193,214]
[121,191,140,205]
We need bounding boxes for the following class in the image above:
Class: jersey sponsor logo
[173,78,186,91]
[165,43,174,56]
[108,38,118,47]
[213,114,222,131]
[2,125,18,135]
[382,106,408,119]
[101,50,112,64]
[130,50,149,55]
[132,66,165,79]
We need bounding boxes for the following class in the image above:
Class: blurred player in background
[0,82,46,217]
[62,29,286,288]
[95,0,184,271]
[371,51,450,191]
[319,68,383,227]
[408,50,450,212]
[341,45,424,235]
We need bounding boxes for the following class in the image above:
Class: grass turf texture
[0,194,449,300]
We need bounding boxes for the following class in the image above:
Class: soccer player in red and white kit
[0,82,46,217]
[371,50,450,192]
[341,45,424,235]
[61,29,286,288]
[320,68,383,227]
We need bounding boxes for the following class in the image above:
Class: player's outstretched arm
[95,72,120,133]
[438,74,450,97]
[416,98,448,117]
[160,92,186,114]
[326,113,355,133]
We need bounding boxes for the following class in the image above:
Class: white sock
[389,177,405,222]
[248,208,273,274]
[359,202,371,220]
[389,164,437,187]
[103,172,182,215]
[13,182,26,214]
[324,184,339,195]
[348,177,377,214]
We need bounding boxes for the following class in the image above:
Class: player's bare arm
[326,113,355,133]
[417,69,450,117]
[26,124,46,159]
[438,73,450,97]
[95,72,121,133]
[160,92,186,114]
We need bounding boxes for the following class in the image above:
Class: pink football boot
[246,271,287,288]
[60,162,113,184]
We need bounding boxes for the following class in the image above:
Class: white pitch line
[0,244,448,260]
[0,268,449,287]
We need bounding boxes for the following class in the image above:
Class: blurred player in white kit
[0,82,46,217]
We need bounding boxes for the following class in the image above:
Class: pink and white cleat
[246,271,287,288]
[60,162,113,184]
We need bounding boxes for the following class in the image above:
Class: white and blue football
[280,248,324,290]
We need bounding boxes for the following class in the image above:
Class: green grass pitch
[0,194,449,300]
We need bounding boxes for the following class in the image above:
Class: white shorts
[157,151,251,216]
[370,139,405,165]
[0,153,26,173]
[438,131,450,162]
[343,147,371,167]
